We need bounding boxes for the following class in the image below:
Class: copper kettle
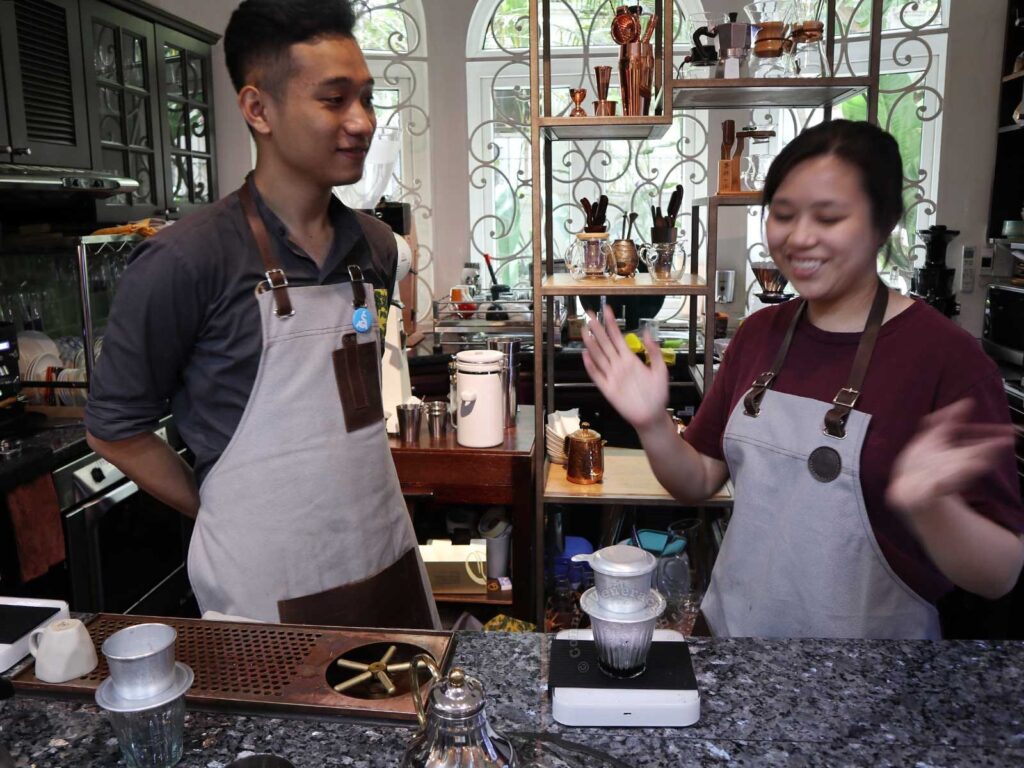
[402,655,517,768]
[564,422,606,485]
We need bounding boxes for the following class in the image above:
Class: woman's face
[765,154,884,305]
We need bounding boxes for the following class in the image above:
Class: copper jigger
[618,42,654,116]
[594,65,612,101]
[593,100,618,116]
[569,87,587,117]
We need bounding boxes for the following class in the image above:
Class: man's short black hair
[224,0,357,96]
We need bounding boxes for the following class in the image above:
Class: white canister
[455,349,505,448]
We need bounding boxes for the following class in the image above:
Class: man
[85,0,438,628]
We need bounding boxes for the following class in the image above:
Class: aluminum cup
[396,403,423,443]
[101,624,177,701]
[593,569,656,613]
[424,401,449,439]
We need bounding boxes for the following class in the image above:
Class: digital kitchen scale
[0,597,69,673]
[549,629,700,728]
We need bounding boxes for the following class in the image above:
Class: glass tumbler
[107,695,186,768]
[639,241,687,282]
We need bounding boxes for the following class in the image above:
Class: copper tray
[12,614,455,722]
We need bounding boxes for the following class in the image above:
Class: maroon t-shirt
[684,298,1024,603]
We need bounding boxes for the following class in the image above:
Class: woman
[582,120,1024,639]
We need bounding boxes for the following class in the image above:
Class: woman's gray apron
[187,184,439,628]
[701,282,941,639]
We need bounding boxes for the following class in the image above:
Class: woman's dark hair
[762,119,904,239]
[224,0,357,96]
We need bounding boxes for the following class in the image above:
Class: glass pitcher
[638,240,687,282]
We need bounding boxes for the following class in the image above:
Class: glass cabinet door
[155,25,216,216]
[80,0,164,220]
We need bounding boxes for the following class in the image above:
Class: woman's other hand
[581,305,669,431]
[887,398,1015,515]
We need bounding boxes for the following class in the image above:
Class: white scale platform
[550,629,700,728]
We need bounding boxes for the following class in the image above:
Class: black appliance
[910,224,960,317]
[0,322,20,403]
[53,417,197,616]
[983,283,1024,367]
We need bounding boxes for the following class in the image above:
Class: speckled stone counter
[2,631,1023,767]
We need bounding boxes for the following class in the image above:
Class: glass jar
[564,232,614,280]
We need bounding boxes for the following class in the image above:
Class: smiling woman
[581,119,1024,640]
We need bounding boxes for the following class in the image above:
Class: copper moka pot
[564,423,606,485]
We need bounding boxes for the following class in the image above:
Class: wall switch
[961,246,975,293]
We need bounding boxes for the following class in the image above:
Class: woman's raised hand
[887,398,1015,515]
[581,305,669,431]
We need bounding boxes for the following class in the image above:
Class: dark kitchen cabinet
[80,0,217,222]
[154,25,216,217]
[0,0,92,167]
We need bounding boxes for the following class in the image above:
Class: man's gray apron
[701,282,940,639]
[187,183,439,628]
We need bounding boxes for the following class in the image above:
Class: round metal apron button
[807,446,842,483]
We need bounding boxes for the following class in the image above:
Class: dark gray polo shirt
[85,176,397,486]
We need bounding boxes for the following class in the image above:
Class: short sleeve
[84,236,208,440]
[682,320,752,461]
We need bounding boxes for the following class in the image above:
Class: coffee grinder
[910,224,960,318]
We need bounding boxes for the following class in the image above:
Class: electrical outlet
[979,246,994,276]
[961,246,975,293]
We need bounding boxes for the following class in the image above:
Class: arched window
[467,0,948,319]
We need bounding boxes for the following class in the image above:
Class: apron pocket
[277,547,434,629]
[332,332,385,432]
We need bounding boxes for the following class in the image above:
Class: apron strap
[823,279,889,439]
[238,182,294,319]
[743,299,807,417]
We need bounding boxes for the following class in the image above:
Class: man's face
[261,36,376,187]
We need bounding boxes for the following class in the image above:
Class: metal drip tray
[13,614,455,722]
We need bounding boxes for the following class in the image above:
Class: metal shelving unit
[526,0,883,621]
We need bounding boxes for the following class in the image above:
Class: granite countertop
[0,417,88,492]
[3,631,1023,767]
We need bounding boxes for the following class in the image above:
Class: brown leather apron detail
[277,547,435,629]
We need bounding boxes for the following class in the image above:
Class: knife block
[718,158,742,195]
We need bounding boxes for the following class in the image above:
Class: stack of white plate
[546,427,568,465]
[18,331,62,404]
[56,368,87,406]
[546,409,581,466]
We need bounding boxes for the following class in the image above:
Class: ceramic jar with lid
[455,350,504,448]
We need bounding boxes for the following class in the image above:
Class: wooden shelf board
[692,193,763,207]
[541,272,708,296]
[539,115,672,141]
[670,76,869,109]
[433,590,513,606]
[544,448,734,507]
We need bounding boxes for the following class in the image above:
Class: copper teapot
[402,655,517,768]
[564,423,606,485]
